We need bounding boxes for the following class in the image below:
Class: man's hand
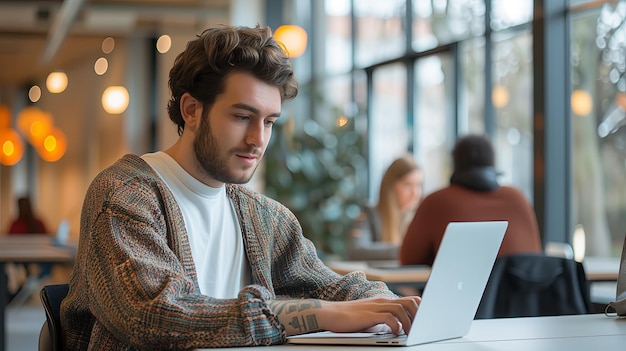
[268,296,421,336]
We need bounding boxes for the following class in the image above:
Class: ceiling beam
[41,0,87,64]
[88,2,229,19]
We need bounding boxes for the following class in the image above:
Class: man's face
[193,72,282,185]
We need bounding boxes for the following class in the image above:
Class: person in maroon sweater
[399,134,542,266]
[6,196,51,299]
[8,196,48,235]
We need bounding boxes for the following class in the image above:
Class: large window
[491,0,533,30]
[414,54,455,194]
[366,1,534,198]
[412,0,486,51]
[369,63,408,199]
[285,0,625,259]
[571,2,626,257]
[325,0,353,75]
[460,38,486,133]
[491,30,533,199]
[354,0,407,67]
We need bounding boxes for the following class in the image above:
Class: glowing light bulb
[102,86,130,114]
[46,71,68,93]
[274,25,308,58]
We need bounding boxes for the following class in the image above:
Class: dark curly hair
[167,25,299,135]
[452,134,495,172]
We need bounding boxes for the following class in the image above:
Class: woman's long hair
[376,156,420,244]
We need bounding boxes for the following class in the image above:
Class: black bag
[606,233,626,317]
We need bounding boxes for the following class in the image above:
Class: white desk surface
[197,314,626,350]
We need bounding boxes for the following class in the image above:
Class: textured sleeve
[237,194,397,301]
[71,174,286,349]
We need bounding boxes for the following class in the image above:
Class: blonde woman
[346,156,423,261]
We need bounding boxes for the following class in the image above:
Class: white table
[197,314,626,350]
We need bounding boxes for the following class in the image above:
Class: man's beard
[193,114,259,185]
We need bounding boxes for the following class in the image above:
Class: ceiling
[0,0,231,87]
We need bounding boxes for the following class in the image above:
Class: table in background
[327,256,619,285]
[327,256,621,305]
[583,256,621,281]
[326,260,430,292]
[197,313,626,350]
[0,234,76,351]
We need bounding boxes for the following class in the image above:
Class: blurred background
[0,0,625,262]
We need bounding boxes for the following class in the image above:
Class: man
[61,25,420,349]
[399,134,542,266]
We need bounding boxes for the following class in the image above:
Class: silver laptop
[288,221,508,347]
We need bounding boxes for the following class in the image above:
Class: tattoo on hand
[269,299,322,333]
[269,299,321,315]
[289,315,319,333]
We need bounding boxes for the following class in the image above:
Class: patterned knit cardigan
[61,154,393,350]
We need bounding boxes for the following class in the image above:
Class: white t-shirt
[142,151,251,298]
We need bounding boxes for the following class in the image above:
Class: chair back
[475,253,591,319]
[39,283,69,351]
[545,241,575,259]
